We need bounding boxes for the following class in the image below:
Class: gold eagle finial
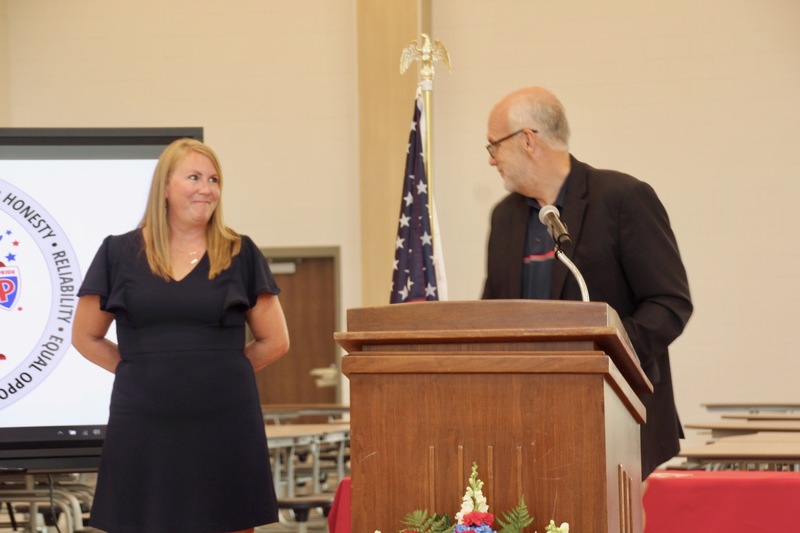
[400,33,451,80]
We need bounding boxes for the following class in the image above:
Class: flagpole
[400,34,451,245]
[422,85,433,215]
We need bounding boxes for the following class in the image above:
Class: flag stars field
[390,94,444,304]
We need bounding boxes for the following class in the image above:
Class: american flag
[390,96,441,303]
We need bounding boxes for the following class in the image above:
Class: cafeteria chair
[277,494,334,533]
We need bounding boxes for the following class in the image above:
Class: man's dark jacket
[482,155,693,477]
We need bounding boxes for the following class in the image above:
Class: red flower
[462,511,494,527]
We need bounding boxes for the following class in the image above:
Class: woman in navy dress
[72,138,290,533]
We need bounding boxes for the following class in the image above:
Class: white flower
[543,520,570,533]
[455,490,474,522]
[473,488,489,512]
[455,463,492,523]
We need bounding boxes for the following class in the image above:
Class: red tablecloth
[328,476,351,533]
[331,471,800,532]
[643,470,800,532]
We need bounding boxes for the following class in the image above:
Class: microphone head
[538,204,560,224]
[538,204,572,251]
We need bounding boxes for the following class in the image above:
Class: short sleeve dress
[78,229,280,533]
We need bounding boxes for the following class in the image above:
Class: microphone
[539,205,588,300]
[538,205,572,251]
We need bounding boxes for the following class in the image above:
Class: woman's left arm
[245,293,290,372]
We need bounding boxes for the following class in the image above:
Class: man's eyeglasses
[485,128,538,157]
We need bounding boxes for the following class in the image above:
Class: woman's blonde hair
[140,138,241,280]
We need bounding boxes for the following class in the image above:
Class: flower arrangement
[378,462,569,533]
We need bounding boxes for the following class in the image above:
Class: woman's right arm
[72,295,121,374]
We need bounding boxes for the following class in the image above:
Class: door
[254,248,340,406]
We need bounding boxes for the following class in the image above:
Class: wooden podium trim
[344,300,622,331]
[336,326,624,345]
[343,352,646,423]
[337,327,651,394]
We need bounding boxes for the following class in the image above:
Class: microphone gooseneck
[539,205,589,302]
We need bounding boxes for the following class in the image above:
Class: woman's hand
[72,295,121,373]
[244,293,290,371]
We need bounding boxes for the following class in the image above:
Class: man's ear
[524,129,535,149]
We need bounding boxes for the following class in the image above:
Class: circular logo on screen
[0,178,81,410]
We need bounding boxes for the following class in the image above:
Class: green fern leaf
[495,495,534,533]
[399,509,453,533]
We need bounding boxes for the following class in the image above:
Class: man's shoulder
[567,158,652,204]
[571,158,666,215]
[576,157,643,189]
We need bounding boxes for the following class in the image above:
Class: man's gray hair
[507,91,570,152]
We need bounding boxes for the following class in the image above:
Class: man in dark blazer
[482,86,693,478]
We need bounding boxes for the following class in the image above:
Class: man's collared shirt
[520,180,568,299]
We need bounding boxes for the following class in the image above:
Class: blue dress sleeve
[77,235,112,301]
[77,231,135,315]
[242,234,280,305]
[222,235,280,316]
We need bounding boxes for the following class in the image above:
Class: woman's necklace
[172,247,205,265]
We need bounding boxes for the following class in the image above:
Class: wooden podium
[336,300,652,533]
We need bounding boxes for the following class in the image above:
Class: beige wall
[0,1,9,124]
[3,1,800,456]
